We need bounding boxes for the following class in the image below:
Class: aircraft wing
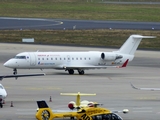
[0,73,45,80]
[63,59,129,70]
[131,83,160,91]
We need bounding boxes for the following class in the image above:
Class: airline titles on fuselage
[37,54,94,65]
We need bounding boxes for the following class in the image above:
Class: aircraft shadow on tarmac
[46,72,132,77]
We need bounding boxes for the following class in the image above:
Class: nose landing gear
[13,68,17,75]
[0,99,3,108]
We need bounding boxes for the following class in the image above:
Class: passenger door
[29,53,36,66]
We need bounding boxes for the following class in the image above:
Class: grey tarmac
[0,43,160,120]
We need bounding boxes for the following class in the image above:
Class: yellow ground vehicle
[36,100,128,120]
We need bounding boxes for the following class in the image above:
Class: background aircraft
[4,35,155,75]
[131,83,160,91]
[60,92,96,110]
[0,73,45,108]
[0,84,7,108]
[36,100,129,120]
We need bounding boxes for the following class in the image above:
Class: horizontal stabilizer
[0,73,45,80]
[60,92,96,96]
[133,36,156,39]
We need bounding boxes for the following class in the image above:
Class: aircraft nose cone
[3,61,9,67]
[3,60,12,68]
[0,92,6,99]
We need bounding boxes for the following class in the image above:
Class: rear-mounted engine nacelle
[68,101,75,110]
[88,102,94,107]
[101,52,123,61]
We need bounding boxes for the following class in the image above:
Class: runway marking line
[133,111,152,113]
[25,87,61,90]
[133,107,152,110]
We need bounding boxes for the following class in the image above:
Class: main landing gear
[0,103,3,108]
[68,69,74,74]
[68,69,85,75]
[0,99,3,108]
[78,70,84,75]
[13,68,17,75]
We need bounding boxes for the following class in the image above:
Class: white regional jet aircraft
[3,35,155,75]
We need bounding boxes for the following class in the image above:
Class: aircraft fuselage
[4,51,133,69]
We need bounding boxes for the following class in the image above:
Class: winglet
[130,82,139,90]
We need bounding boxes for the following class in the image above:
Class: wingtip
[130,82,138,90]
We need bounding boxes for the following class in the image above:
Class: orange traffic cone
[10,101,13,107]
[49,96,52,102]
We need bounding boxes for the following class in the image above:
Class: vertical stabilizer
[118,35,156,55]
[37,100,49,108]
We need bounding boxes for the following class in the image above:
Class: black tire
[68,69,74,74]
[70,117,74,119]
[13,68,17,75]
[78,70,84,75]
[0,104,3,108]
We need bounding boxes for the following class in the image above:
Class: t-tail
[60,92,96,108]
[116,35,156,55]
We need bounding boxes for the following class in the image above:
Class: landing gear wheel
[0,103,3,108]
[13,68,17,75]
[78,70,84,75]
[68,69,74,74]
[41,110,50,120]
[70,117,74,119]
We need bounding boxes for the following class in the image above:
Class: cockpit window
[15,56,26,59]
[92,113,122,120]
[111,113,122,120]
[0,85,4,89]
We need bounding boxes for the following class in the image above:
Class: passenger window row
[38,57,91,60]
